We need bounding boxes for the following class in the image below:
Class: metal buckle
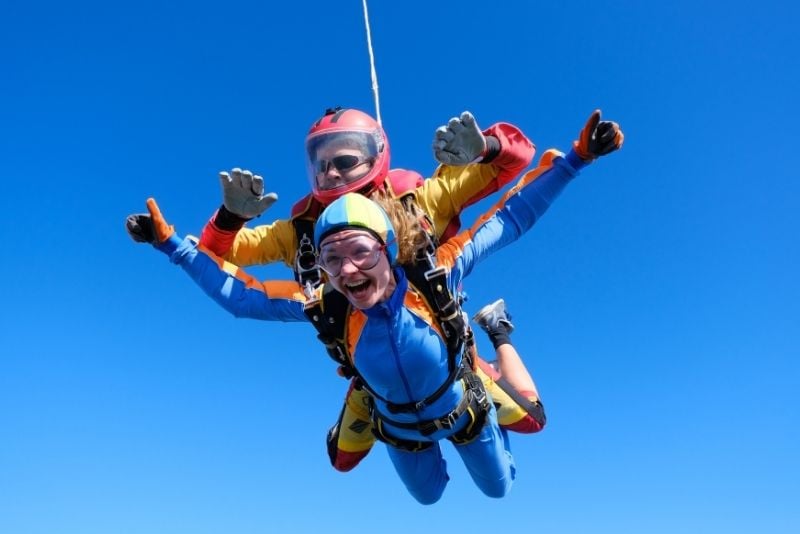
[295,234,322,298]
[332,344,347,361]
[437,411,458,430]
[465,373,487,407]
[424,265,448,282]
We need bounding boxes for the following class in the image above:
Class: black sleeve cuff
[213,204,251,231]
[481,135,501,164]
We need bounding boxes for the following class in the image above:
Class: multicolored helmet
[315,193,397,263]
[305,108,390,204]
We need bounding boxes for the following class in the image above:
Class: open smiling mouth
[345,279,371,297]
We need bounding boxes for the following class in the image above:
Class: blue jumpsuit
[154,149,588,503]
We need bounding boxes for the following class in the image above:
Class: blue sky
[2,0,798,532]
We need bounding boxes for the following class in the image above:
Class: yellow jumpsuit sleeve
[415,163,501,239]
[223,218,297,267]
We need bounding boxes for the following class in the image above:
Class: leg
[453,404,515,498]
[326,380,376,472]
[473,299,546,433]
[386,442,449,505]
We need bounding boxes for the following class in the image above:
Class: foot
[471,299,514,334]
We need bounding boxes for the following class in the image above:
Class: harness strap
[411,263,465,355]
[447,370,491,445]
[305,287,353,372]
[385,360,464,414]
[305,289,399,404]
[293,218,323,298]
[405,239,470,376]
[370,421,434,452]
[371,369,490,442]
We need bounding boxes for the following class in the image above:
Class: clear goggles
[317,234,390,277]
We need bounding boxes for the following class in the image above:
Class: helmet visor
[307,131,380,193]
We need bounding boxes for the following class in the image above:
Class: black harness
[300,233,490,450]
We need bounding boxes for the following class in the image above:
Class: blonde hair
[369,189,429,264]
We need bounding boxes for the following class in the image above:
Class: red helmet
[305,108,390,204]
[386,168,424,198]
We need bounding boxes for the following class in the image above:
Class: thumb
[574,109,602,161]
[146,198,175,243]
[256,192,279,214]
[582,109,601,140]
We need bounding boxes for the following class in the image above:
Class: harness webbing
[370,369,490,448]
[293,218,322,299]
[302,236,491,448]
[295,193,488,441]
[303,258,470,413]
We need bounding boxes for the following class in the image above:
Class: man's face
[314,145,374,192]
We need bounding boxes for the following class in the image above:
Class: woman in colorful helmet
[126,110,624,503]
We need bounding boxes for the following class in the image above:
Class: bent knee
[504,398,547,433]
[504,416,545,434]
[332,450,369,472]
[481,479,513,499]
[409,488,445,505]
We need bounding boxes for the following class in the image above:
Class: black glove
[573,109,624,161]
[125,199,175,244]
[590,120,624,157]
[126,214,156,243]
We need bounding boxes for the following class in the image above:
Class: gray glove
[432,111,487,165]
[219,167,278,219]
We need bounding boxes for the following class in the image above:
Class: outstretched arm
[198,168,297,267]
[436,110,624,279]
[419,112,536,241]
[431,111,537,196]
[127,199,308,323]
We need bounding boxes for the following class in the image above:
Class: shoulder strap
[290,195,326,297]
[303,285,355,376]
[303,286,383,401]
[403,249,469,368]
[292,218,322,296]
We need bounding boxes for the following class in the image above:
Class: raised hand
[573,109,624,161]
[125,198,174,244]
[432,111,487,165]
[220,167,278,219]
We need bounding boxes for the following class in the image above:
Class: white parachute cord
[361,0,382,126]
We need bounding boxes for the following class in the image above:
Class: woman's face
[319,229,395,309]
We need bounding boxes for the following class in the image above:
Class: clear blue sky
[2,1,798,532]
